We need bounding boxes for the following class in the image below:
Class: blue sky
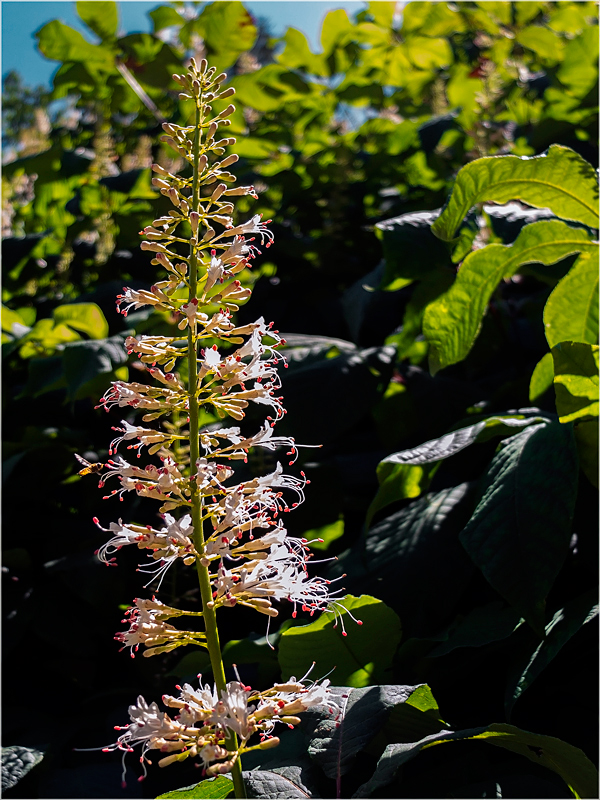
[2,1,367,87]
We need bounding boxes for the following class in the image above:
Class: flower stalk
[82,58,358,796]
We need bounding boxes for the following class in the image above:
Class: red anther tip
[93,517,99,524]
[342,631,348,637]
[357,620,363,626]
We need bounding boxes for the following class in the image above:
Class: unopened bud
[199,154,208,172]
[220,154,239,169]
[190,212,200,235]
[258,737,280,750]
[214,72,227,84]
[210,183,227,202]
[218,104,236,119]
[207,122,218,140]
[152,178,170,190]
[219,87,236,100]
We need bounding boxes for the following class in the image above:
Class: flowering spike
[85,59,352,788]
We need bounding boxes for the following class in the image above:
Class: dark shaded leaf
[354,724,598,798]
[303,684,422,779]
[1,745,45,792]
[552,341,599,423]
[505,589,599,715]
[62,334,128,400]
[375,210,452,284]
[379,412,547,466]
[243,770,311,798]
[459,420,579,635]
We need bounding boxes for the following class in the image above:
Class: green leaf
[459,420,579,635]
[320,9,354,57]
[366,464,426,529]
[506,589,598,716]
[1,305,31,338]
[303,684,427,779]
[62,334,128,400]
[277,27,325,75]
[354,724,599,798]
[279,595,401,687]
[242,770,310,798]
[1,746,45,793]
[156,776,233,799]
[53,303,109,340]
[379,412,548,466]
[405,36,453,70]
[556,27,599,97]
[194,2,257,66]
[428,601,523,658]
[552,341,599,423]
[529,352,554,403]
[575,419,599,488]
[432,146,600,241]
[35,20,114,70]
[303,517,345,551]
[375,210,452,283]
[76,2,118,40]
[515,25,565,63]
[544,254,599,349]
[149,6,183,32]
[359,484,475,632]
[423,220,598,373]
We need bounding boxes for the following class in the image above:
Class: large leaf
[156,776,234,798]
[243,771,311,798]
[432,145,599,241]
[544,253,599,349]
[575,419,599,488]
[379,412,548,466]
[359,484,475,635]
[529,352,554,403]
[552,341,599,423]
[428,601,523,658]
[1,746,45,793]
[505,589,598,716]
[302,684,425,779]
[62,334,128,400]
[278,595,401,688]
[35,20,114,69]
[459,420,579,634]
[194,1,257,65]
[375,210,453,283]
[366,463,426,529]
[76,1,118,40]
[423,220,598,373]
[354,724,598,798]
[53,303,109,340]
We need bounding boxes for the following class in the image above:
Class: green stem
[187,99,246,800]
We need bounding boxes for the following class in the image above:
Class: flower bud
[210,183,227,202]
[220,154,239,169]
[189,212,200,236]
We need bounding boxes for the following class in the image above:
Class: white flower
[210,681,252,740]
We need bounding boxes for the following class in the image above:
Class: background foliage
[2,2,598,798]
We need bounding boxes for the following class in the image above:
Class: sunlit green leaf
[156,776,233,799]
[76,2,118,41]
[36,20,114,70]
[279,595,401,687]
[53,303,109,340]
[432,146,600,240]
[424,220,597,374]
[529,352,554,403]
[552,341,599,423]
[516,25,565,62]
[544,253,599,350]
